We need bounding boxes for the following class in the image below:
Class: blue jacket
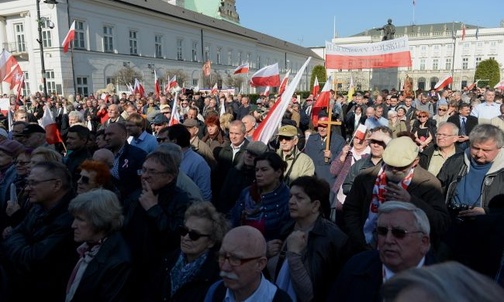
[304,132,345,187]
[230,182,291,241]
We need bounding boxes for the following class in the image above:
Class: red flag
[312,76,332,127]
[169,92,181,126]
[278,70,291,96]
[354,124,367,140]
[133,78,145,96]
[211,83,218,95]
[202,60,211,77]
[4,64,22,89]
[168,75,177,89]
[0,50,18,82]
[263,86,270,97]
[41,105,63,144]
[154,70,161,98]
[461,24,466,41]
[434,75,453,91]
[16,73,24,101]
[312,76,320,98]
[62,20,76,53]
[252,57,312,144]
[233,63,249,75]
[250,63,280,87]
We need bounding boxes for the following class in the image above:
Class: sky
[237,0,503,47]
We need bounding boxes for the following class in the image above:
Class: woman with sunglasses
[432,102,450,126]
[76,160,114,194]
[411,110,436,151]
[157,202,228,302]
[268,176,349,302]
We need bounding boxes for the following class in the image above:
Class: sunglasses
[178,226,210,241]
[438,108,447,112]
[79,175,90,185]
[279,135,294,141]
[418,115,428,118]
[376,226,423,239]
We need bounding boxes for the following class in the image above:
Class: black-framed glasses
[137,168,168,176]
[78,175,90,185]
[217,252,262,267]
[26,178,58,187]
[178,226,210,241]
[376,226,423,239]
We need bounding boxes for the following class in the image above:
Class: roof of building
[351,22,481,39]
[114,0,321,59]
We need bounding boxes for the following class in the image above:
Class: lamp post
[36,0,58,98]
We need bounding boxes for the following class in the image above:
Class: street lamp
[36,0,58,98]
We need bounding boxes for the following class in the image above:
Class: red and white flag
[252,57,312,144]
[326,36,412,69]
[126,83,134,94]
[41,105,63,144]
[4,63,22,89]
[133,78,145,96]
[461,24,466,41]
[312,76,320,98]
[278,70,291,96]
[354,124,367,140]
[312,76,332,127]
[62,20,76,53]
[168,75,177,89]
[169,92,181,126]
[263,86,270,97]
[0,50,18,82]
[15,73,24,101]
[494,80,504,90]
[434,75,453,91]
[154,70,161,98]
[250,63,280,87]
[211,82,218,95]
[233,63,249,75]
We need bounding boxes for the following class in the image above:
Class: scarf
[363,165,414,246]
[170,251,208,297]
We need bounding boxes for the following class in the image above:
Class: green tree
[311,65,327,91]
[474,58,500,88]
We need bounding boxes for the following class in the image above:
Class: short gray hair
[155,142,183,167]
[145,150,179,177]
[469,124,504,148]
[378,201,430,235]
[437,121,459,136]
[68,110,85,123]
[69,189,124,234]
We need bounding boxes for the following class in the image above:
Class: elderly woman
[158,202,228,301]
[201,114,229,152]
[387,109,407,138]
[432,101,450,126]
[230,152,291,242]
[411,110,436,151]
[268,176,349,302]
[66,189,131,302]
[76,160,113,194]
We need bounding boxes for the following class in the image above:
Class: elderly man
[103,104,125,128]
[0,161,77,301]
[151,113,170,137]
[205,226,291,301]
[419,122,462,176]
[365,106,389,130]
[21,124,51,149]
[276,125,315,185]
[437,124,504,278]
[332,202,435,302]
[241,115,256,140]
[125,113,158,154]
[343,136,450,251]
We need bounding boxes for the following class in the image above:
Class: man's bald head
[93,148,115,168]
[223,226,266,258]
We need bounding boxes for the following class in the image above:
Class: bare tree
[224,75,245,89]
[112,67,143,86]
[164,69,189,87]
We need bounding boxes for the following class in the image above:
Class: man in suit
[331,201,435,302]
[447,103,478,150]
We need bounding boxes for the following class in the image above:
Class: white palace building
[1,0,323,97]
[313,21,504,92]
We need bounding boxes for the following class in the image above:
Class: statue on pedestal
[377,19,396,41]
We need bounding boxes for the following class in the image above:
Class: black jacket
[70,232,132,302]
[114,143,147,199]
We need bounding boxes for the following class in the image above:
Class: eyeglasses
[368,139,386,146]
[137,168,167,176]
[15,160,30,166]
[156,137,168,143]
[418,115,428,118]
[178,226,210,241]
[376,226,424,239]
[217,253,262,267]
[438,108,447,112]
[78,175,90,185]
[435,133,456,138]
[26,178,57,187]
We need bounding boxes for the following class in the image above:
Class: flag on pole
[354,124,367,140]
[312,76,332,127]
[15,73,24,101]
[133,78,145,96]
[169,92,181,126]
[252,57,312,144]
[168,75,177,89]
[250,63,280,87]
[0,50,18,82]
[263,86,270,97]
[41,105,63,144]
[461,23,466,41]
[202,60,211,77]
[434,75,453,91]
[233,63,250,75]
[62,20,76,53]
[211,82,218,95]
[4,64,22,89]
[154,70,161,98]
[312,76,320,98]
[278,70,291,96]
[126,83,134,94]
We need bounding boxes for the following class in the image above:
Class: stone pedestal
[371,68,399,91]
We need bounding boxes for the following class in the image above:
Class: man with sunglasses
[332,201,435,302]
[344,136,449,252]
[205,226,291,302]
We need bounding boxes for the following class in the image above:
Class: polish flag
[211,82,218,95]
[353,124,368,140]
[62,20,76,53]
[41,105,63,144]
[4,64,22,89]
[126,83,134,94]
[133,78,145,96]
[278,70,291,96]
[0,50,18,82]
[168,75,178,89]
[434,75,453,91]
[252,57,312,144]
[461,24,466,41]
[312,76,332,127]
[154,70,161,98]
[169,92,181,126]
[15,73,24,101]
[312,76,320,98]
[263,86,270,97]
[250,63,280,87]
[494,80,504,90]
[233,63,249,75]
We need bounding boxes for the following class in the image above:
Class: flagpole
[412,1,416,25]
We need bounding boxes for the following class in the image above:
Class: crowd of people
[0,85,503,301]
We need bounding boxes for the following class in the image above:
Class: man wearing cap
[183,118,216,169]
[21,124,51,149]
[343,136,449,251]
[276,125,315,185]
[151,113,170,137]
[304,116,345,191]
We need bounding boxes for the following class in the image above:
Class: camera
[448,202,472,222]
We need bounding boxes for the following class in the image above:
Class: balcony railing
[2,41,28,56]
